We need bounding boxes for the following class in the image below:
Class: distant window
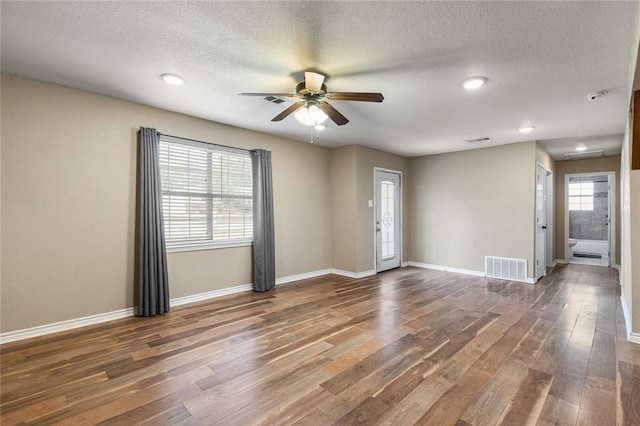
[568,181,593,211]
[159,136,252,251]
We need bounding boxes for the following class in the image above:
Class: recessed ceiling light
[462,77,487,90]
[518,126,535,133]
[575,146,588,151]
[161,73,184,85]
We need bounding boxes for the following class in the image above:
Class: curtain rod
[159,133,251,153]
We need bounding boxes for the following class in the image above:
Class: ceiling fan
[239,71,384,127]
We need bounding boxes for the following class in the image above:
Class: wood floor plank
[414,366,492,426]
[253,387,334,426]
[496,368,553,426]
[291,408,334,425]
[617,360,640,426]
[375,375,455,425]
[1,264,637,425]
[586,330,616,381]
[186,342,332,414]
[548,340,591,405]
[536,394,580,426]
[320,333,418,395]
[459,358,531,426]
[531,327,572,375]
[472,310,539,374]
[576,376,616,426]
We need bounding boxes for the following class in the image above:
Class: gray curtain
[251,149,275,292]
[136,127,170,315]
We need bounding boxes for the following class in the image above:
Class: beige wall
[354,145,410,272]
[554,156,621,265]
[330,146,357,272]
[409,141,537,277]
[329,145,409,274]
[1,75,331,332]
[536,143,556,173]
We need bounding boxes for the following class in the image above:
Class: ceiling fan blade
[326,92,384,102]
[317,102,349,126]
[271,100,306,122]
[239,92,300,97]
[304,72,325,92]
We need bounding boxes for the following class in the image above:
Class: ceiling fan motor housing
[296,81,327,95]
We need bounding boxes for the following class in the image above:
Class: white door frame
[546,170,554,269]
[564,171,616,266]
[535,163,549,281]
[374,167,402,272]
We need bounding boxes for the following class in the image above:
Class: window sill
[167,240,252,253]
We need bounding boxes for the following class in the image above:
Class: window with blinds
[159,137,252,250]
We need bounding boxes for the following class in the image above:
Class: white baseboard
[401,261,409,267]
[407,261,485,278]
[0,307,136,345]
[275,269,331,285]
[407,261,535,284]
[555,259,566,264]
[170,283,254,308]
[0,269,335,345]
[620,295,640,344]
[331,269,376,279]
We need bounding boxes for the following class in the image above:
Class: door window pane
[381,180,395,259]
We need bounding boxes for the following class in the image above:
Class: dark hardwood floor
[1,264,639,425]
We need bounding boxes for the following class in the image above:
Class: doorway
[565,172,614,267]
[375,168,401,272]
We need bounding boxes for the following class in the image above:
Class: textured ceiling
[1,1,639,158]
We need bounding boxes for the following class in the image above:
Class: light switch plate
[368,200,373,207]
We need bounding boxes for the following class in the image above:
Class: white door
[375,169,401,272]
[535,164,547,281]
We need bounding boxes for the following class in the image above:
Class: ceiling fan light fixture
[161,73,184,85]
[462,77,487,90]
[314,124,326,131]
[294,104,329,126]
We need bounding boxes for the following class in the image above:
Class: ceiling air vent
[563,150,605,160]
[263,96,286,104]
[466,137,492,143]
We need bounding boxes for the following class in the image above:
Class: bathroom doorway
[565,172,615,267]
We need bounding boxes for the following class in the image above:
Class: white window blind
[568,181,594,211]
[159,137,252,250]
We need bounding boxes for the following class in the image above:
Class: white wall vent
[263,96,286,104]
[485,256,527,282]
[562,150,605,160]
